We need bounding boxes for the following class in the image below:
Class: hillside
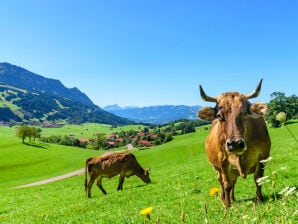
[0,62,92,105]
[104,104,201,124]
[0,63,133,125]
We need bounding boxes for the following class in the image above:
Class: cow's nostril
[226,140,234,151]
[237,139,245,150]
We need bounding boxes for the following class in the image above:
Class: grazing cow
[85,152,151,197]
[197,79,271,207]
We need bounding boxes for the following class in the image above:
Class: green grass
[41,123,147,138]
[0,126,102,189]
[0,122,297,223]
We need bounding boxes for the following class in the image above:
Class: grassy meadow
[40,123,147,138]
[0,122,297,223]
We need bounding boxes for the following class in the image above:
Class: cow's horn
[199,85,217,102]
[245,78,263,99]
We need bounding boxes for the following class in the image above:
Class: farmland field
[40,123,147,138]
[0,122,297,223]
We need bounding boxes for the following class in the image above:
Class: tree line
[16,126,41,143]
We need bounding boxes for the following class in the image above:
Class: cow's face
[143,168,152,183]
[197,79,268,155]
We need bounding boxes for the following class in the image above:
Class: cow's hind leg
[117,174,125,191]
[96,176,107,194]
[87,173,97,198]
[254,162,265,202]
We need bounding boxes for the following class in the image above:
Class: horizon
[102,104,202,108]
[1,1,297,107]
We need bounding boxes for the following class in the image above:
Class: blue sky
[1,0,297,107]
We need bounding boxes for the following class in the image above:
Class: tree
[90,133,108,150]
[266,92,298,127]
[163,133,173,143]
[16,126,41,143]
[28,127,41,141]
[16,126,29,143]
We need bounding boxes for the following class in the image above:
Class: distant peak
[104,104,123,111]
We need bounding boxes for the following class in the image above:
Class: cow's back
[94,152,141,177]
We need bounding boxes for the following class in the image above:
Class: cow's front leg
[96,176,107,194]
[216,171,225,201]
[220,170,233,207]
[229,181,236,203]
[254,162,265,202]
[222,183,234,207]
[217,175,231,206]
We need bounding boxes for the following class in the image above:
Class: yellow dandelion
[209,187,220,196]
[140,206,153,220]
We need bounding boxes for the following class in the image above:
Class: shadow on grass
[23,142,48,149]
[284,120,298,125]
[238,193,282,204]
[136,182,156,188]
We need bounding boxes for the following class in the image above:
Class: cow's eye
[216,111,225,121]
[241,111,248,117]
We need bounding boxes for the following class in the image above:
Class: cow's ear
[249,102,268,115]
[197,107,217,121]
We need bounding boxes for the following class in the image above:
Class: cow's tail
[85,158,91,197]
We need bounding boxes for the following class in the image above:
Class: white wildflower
[278,186,296,197]
[252,217,258,222]
[278,186,289,195]
[276,112,286,123]
[259,156,272,164]
[256,176,270,186]
[241,215,248,220]
[285,187,296,197]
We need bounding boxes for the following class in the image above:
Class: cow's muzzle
[226,138,246,154]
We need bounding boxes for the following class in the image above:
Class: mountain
[103,104,123,111]
[104,104,201,124]
[0,62,133,125]
[0,62,92,105]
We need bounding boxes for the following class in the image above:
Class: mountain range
[0,62,201,125]
[104,104,201,124]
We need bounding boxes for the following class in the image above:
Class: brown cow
[197,79,271,207]
[85,152,151,197]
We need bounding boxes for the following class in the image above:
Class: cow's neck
[228,154,247,178]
